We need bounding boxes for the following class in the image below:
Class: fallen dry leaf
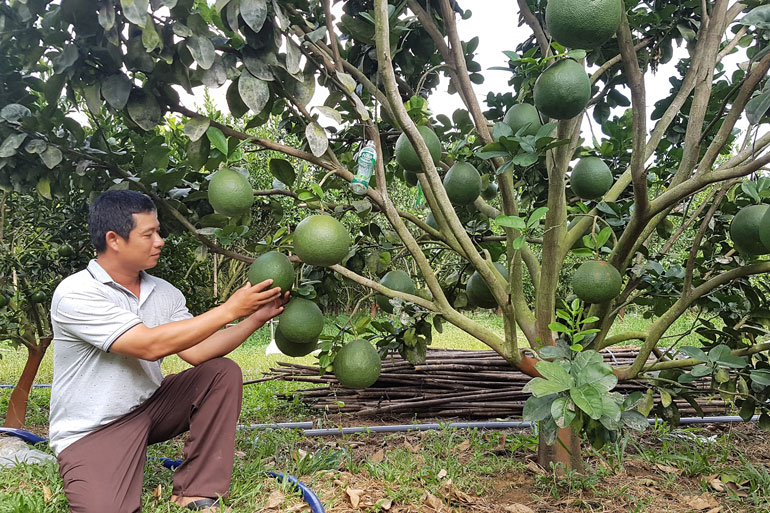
[265,490,284,509]
[42,485,53,503]
[423,492,445,511]
[234,450,246,459]
[504,505,534,513]
[152,484,162,500]
[526,460,546,475]
[376,498,393,510]
[294,448,308,461]
[456,439,471,452]
[286,504,309,512]
[705,508,721,513]
[637,478,657,487]
[346,487,364,508]
[437,468,448,480]
[685,493,720,510]
[655,463,681,474]
[709,477,725,492]
[370,449,385,463]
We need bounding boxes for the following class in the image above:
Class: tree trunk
[537,427,583,473]
[3,337,51,428]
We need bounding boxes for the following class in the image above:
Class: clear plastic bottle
[349,141,377,195]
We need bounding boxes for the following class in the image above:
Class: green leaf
[305,122,328,157]
[522,395,555,422]
[0,104,31,123]
[269,159,296,186]
[83,83,102,116]
[206,126,229,155]
[37,177,52,200]
[523,377,571,397]
[548,321,570,333]
[102,74,132,111]
[40,146,63,169]
[512,236,525,250]
[760,413,770,431]
[739,398,756,421]
[336,71,357,93]
[187,36,216,70]
[540,418,559,446]
[121,0,149,25]
[638,389,654,417]
[680,346,708,362]
[690,364,711,377]
[621,410,648,431]
[740,5,770,29]
[241,0,268,34]
[127,90,161,131]
[570,384,604,420]
[315,106,343,125]
[566,49,587,60]
[184,117,211,142]
[551,396,576,428]
[574,362,617,394]
[535,360,574,387]
[238,70,270,115]
[594,226,612,248]
[527,206,549,228]
[623,391,645,410]
[495,215,526,230]
[659,388,672,408]
[750,369,770,386]
[52,44,79,74]
[142,18,161,52]
[745,88,770,125]
[708,345,747,369]
[511,153,538,167]
[0,133,26,158]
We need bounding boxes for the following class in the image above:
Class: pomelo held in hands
[248,251,295,295]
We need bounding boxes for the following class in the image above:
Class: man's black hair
[89,190,156,253]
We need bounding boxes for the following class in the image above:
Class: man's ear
[104,230,122,251]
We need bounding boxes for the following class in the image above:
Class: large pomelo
[395,126,442,173]
[731,204,770,255]
[546,0,623,50]
[503,103,542,136]
[376,270,417,314]
[247,251,295,295]
[293,215,352,267]
[207,167,254,217]
[333,339,382,389]
[274,327,317,357]
[466,262,509,309]
[570,157,613,200]
[278,298,324,344]
[443,162,482,205]
[534,59,591,120]
[571,260,622,303]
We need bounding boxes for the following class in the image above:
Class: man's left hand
[251,291,290,324]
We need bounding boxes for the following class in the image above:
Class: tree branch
[515,0,550,57]
[322,0,342,72]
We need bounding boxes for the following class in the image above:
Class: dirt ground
[250,421,770,513]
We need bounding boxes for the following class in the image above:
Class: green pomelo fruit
[293,215,352,267]
[443,161,482,205]
[376,269,417,314]
[481,181,498,201]
[570,157,613,200]
[466,262,509,309]
[404,170,419,187]
[425,212,439,231]
[759,206,770,252]
[571,260,622,303]
[731,204,770,255]
[656,218,675,239]
[274,327,317,357]
[278,297,324,344]
[534,59,591,120]
[247,251,295,295]
[503,103,542,136]
[58,243,75,258]
[546,0,623,50]
[207,167,255,217]
[395,126,442,173]
[333,339,382,389]
[29,291,47,303]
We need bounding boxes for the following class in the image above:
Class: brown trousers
[56,357,243,513]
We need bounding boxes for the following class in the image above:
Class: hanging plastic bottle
[349,141,377,195]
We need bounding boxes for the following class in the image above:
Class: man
[49,190,286,512]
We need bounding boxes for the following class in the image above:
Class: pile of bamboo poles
[258,348,729,418]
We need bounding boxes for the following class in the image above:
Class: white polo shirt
[48,260,192,456]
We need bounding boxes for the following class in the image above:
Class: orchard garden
[3,0,770,511]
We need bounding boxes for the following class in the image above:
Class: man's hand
[251,291,291,324]
[223,280,282,320]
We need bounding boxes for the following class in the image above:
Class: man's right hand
[223,280,283,320]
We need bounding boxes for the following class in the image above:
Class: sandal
[185,498,223,511]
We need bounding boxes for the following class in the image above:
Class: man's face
[118,211,164,271]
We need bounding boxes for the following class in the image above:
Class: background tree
[2,0,770,469]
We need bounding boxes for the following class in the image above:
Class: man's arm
[109,281,281,361]
[176,294,288,366]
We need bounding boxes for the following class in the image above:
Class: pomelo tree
[2,0,770,468]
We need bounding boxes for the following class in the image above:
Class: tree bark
[537,428,583,473]
[3,337,51,428]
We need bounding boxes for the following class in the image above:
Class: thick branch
[330,264,435,310]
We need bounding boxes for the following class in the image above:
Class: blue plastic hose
[1,428,325,513]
